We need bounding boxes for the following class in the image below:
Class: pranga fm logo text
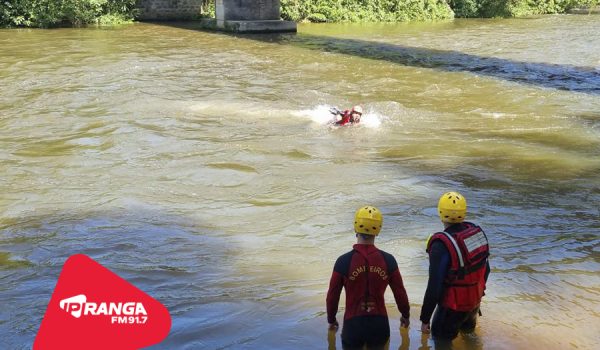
[60,294,148,324]
[34,254,171,350]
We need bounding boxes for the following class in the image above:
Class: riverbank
[279,0,600,22]
[0,0,137,27]
[568,6,600,14]
[1,0,598,28]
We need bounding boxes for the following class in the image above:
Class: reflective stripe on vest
[441,231,464,269]
[463,230,488,254]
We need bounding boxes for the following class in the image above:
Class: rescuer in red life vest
[330,105,363,126]
[327,206,410,350]
[420,192,491,343]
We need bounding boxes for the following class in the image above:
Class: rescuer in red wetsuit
[326,206,410,350]
[420,192,491,344]
[331,105,363,126]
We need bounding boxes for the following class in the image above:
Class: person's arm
[388,267,411,327]
[389,268,410,318]
[419,241,450,325]
[326,269,344,328]
[382,253,409,327]
[335,110,352,125]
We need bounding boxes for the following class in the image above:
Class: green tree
[1,0,137,27]
[280,0,455,22]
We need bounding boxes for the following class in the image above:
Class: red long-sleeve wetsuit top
[326,244,410,324]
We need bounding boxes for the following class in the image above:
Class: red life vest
[335,110,354,126]
[427,222,490,312]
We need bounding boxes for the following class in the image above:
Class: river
[1,15,599,349]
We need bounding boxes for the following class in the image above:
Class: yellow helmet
[438,191,467,223]
[354,206,383,236]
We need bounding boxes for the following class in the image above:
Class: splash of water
[360,112,383,128]
[293,105,384,129]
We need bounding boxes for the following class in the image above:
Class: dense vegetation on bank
[0,0,137,27]
[281,0,453,21]
[447,0,599,18]
[1,0,598,27]
[280,0,599,22]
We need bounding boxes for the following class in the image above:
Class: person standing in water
[327,206,410,350]
[420,192,491,344]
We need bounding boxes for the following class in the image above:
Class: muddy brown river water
[1,15,599,349]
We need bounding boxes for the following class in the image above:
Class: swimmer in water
[329,105,363,126]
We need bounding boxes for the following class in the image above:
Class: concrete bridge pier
[215,0,297,33]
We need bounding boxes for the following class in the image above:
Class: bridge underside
[137,0,296,33]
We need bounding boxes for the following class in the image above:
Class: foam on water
[293,104,384,129]
[189,102,387,129]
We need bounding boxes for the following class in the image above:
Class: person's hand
[400,316,410,328]
[421,322,431,334]
[328,321,339,331]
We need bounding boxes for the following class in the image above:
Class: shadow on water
[288,33,600,95]
[0,207,238,349]
[0,206,337,349]
[158,21,600,95]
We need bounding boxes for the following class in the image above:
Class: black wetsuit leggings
[431,306,479,341]
[341,315,390,350]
